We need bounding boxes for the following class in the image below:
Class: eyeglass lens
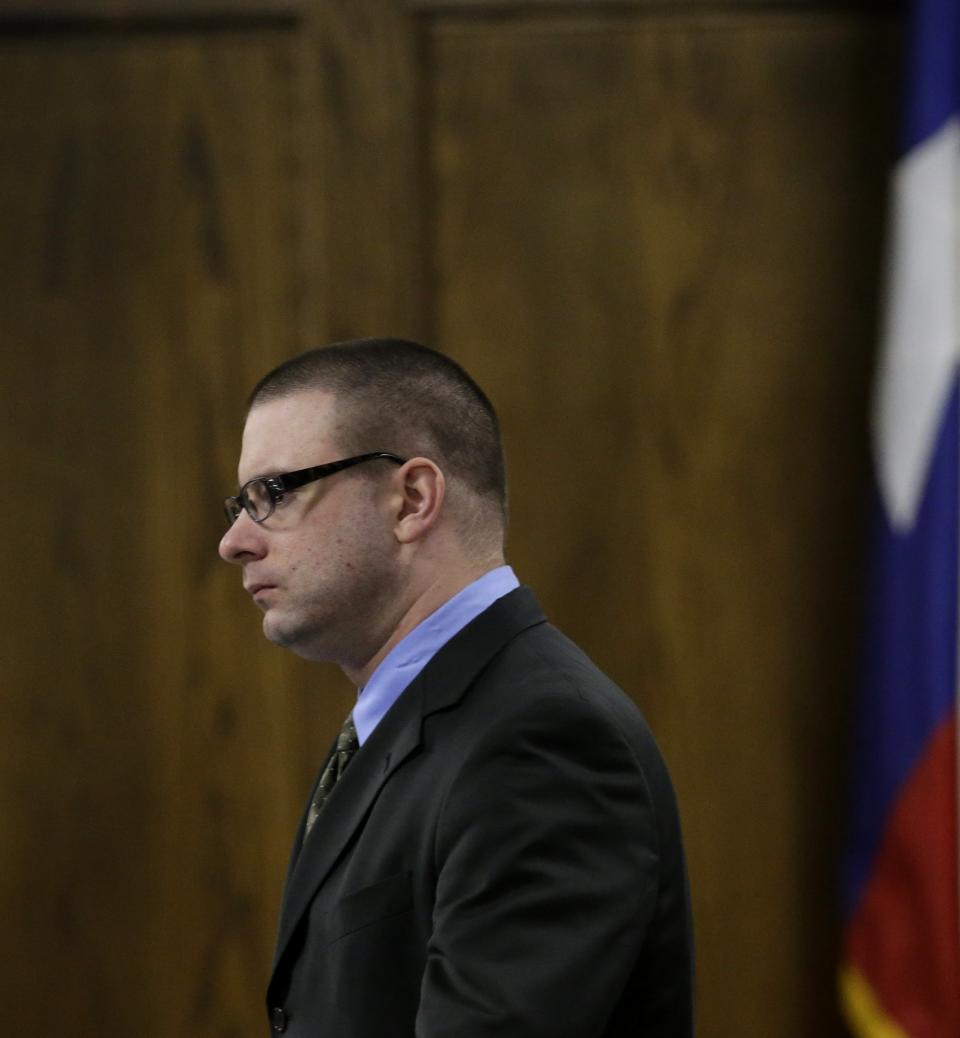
[224,479,272,525]
[243,479,274,520]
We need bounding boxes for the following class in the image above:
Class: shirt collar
[351,565,520,745]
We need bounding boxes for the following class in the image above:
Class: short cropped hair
[248,338,507,527]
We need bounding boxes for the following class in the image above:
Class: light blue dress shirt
[351,565,520,746]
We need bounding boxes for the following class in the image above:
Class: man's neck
[343,555,505,688]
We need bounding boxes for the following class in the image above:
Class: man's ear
[393,458,445,544]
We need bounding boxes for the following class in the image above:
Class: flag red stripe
[845,714,959,1036]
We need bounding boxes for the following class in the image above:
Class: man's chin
[263,614,327,661]
[262,612,297,649]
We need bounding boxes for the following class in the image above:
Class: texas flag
[840,1,960,1034]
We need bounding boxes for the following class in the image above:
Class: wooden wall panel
[427,10,897,1036]
[310,0,427,342]
[0,1,301,19]
[0,26,347,1036]
[0,2,901,1036]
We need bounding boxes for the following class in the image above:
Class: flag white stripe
[873,116,960,533]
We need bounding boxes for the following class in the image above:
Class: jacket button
[270,1007,288,1032]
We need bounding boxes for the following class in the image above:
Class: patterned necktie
[304,713,360,838]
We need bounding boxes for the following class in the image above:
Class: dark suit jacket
[266,587,694,1036]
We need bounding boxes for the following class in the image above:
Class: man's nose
[218,512,266,564]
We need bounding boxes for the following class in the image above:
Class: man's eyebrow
[237,464,283,486]
[236,474,263,489]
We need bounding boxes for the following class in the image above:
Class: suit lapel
[271,586,546,972]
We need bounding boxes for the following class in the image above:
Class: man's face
[218,389,403,669]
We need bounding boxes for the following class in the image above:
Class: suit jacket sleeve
[416,683,663,1038]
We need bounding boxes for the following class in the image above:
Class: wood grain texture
[428,10,897,1035]
[0,1,301,22]
[413,0,899,8]
[0,27,345,1036]
[307,0,428,342]
[0,2,901,1036]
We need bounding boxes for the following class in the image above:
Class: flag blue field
[840,1,960,1034]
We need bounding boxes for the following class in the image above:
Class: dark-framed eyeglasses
[224,452,406,526]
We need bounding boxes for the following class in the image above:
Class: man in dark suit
[218,338,694,1037]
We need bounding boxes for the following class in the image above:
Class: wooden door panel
[0,27,340,1035]
[427,11,896,1035]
